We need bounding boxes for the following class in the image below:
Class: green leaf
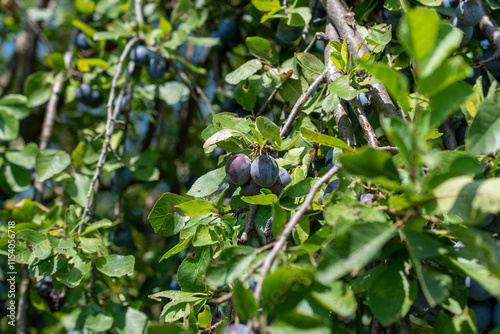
[287,7,311,27]
[367,263,415,326]
[252,0,282,12]
[418,56,471,96]
[148,193,190,236]
[3,163,31,192]
[433,176,500,223]
[79,237,100,254]
[0,94,30,120]
[64,173,91,207]
[466,100,500,155]
[187,166,226,198]
[186,36,219,47]
[225,60,263,85]
[0,109,19,140]
[322,93,340,112]
[197,305,212,329]
[160,235,194,262]
[157,82,190,105]
[311,281,357,317]
[176,200,216,217]
[205,246,257,286]
[447,256,500,298]
[296,53,325,84]
[232,280,258,322]
[358,60,410,111]
[192,225,218,247]
[177,246,210,292]
[256,116,281,145]
[427,82,474,129]
[16,230,52,262]
[340,147,401,190]
[76,303,113,332]
[397,7,439,60]
[80,219,113,236]
[241,193,278,205]
[261,265,315,316]
[418,22,463,78]
[301,127,355,152]
[246,37,279,65]
[35,149,71,182]
[316,223,397,283]
[328,76,362,100]
[29,255,67,281]
[45,53,66,70]
[71,142,86,170]
[132,165,159,181]
[171,0,191,22]
[95,255,135,277]
[327,41,345,72]
[75,0,95,14]
[56,254,92,288]
[25,72,52,107]
[76,58,109,72]
[4,143,37,169]
[110,305,149,334]
[72,19,98,36]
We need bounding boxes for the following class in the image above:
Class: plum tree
[277,20,302,44]
[225,153,251,186]
[147,55,168,79]
[456,0,482,27]
[269,166,292,195]
[130,45,151,66]
[75,31,91,50]
[469,301,492,332]
[250,155,279,187]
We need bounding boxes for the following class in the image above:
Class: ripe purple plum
[225,154,251,186]
[269,167,292,195]
[456,0,482,27]
[250,155,279,187]
[241,178,261,196]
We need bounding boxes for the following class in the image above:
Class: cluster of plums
[36,276,66,313]
[451,0,483,46]
[75,83,103,107]
[130,45,169,79]
[225,153,291,197]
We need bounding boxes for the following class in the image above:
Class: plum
[225,154,251,186]
[130,45,151,66]
[469,300,492,332]
[492,303,500,327]
[147,56,168,79]
[325,148,335,170]
[465,276,491,301]
[277,20,302,44]
[456,0,482,27]
[452,17,473,47]
[250,155,279,187]
[269,167,292,195]
[75,32,91,50]
[241,178,262,196]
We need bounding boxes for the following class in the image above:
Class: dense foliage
[1,0,500,333]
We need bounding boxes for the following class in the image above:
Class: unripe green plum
[250,155,279,187]
[225,154,251,186]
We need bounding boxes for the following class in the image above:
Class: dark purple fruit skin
[147,56,168,79]
[269,167,291,195]
[75,32,91,50]
[241,179,261,196]
[456,0,482,27]
[75,83,92,101]
[250,155,279,187]
[277,20,302,44]
[225,154,251,186]
[130,45,151,66]
[88,89,104,108]
[469,301,492,332]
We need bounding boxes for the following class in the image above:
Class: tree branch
[253,163,343,304]
[79,38,139,234]
[349,98,378,148]
[14,0,55,53]
[478,0,500,59]
[279,71,326,138]
[240,204,258,244]
[324,19,356,148]
[321,0,401,119]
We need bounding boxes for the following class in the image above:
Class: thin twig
[256,76,291,116]
[198,320,224,333]
[375,146,400,155]
[134,0,145,39]
[304,32,329,53]
[349,98,378,148]
[240,204,258,244]
[279,71,326,138]
[253,163,343,304]
[79,38,139,234]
